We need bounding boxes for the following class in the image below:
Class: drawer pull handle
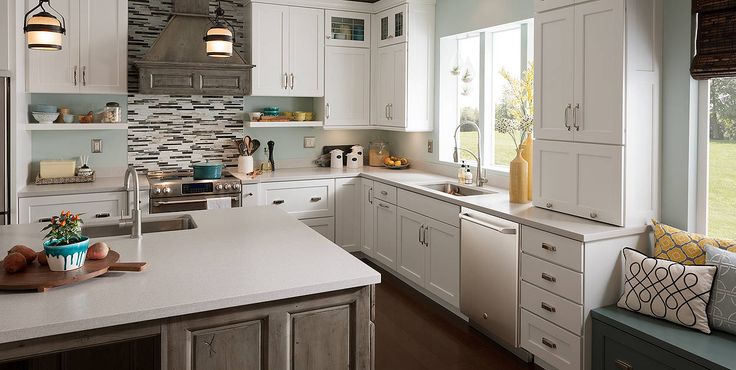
[541,273,557,283]
[546,202,553,208]
[541,302,556,313]
[542,243,557,252]
[378,203,390,209]
[541,337,557,350]
[38,217,53,223]
[244,192,254,197]
[614,359,633,370]
[273,200,285,205]
[95,213,111,219]
[380,190,388,196]
[310,197,322,202]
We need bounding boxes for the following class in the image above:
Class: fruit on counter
[87,242,109,260]
[37,251,48,266]
[384,156,409,167]
[8,245,36,264]
[3,252,27,273]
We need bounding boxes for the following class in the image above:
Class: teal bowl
[32,104,58,113]
[43,237,90,271]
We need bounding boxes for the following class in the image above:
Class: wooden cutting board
[0,251,142,292]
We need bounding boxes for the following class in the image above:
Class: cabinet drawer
[521,281,583,335]
[521,310,581,370]
[521,253,583,304]
[373,182,397,204]
[19,192,127,224]
[521,226,583,272]
[242,184,260,208]
[262,180,335,219]
[302,217,335,242]
[398,189,460,227]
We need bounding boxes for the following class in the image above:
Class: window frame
[696,80,709,235]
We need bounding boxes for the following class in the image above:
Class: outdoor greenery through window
[438,19,534,170]
[706,77,736,239]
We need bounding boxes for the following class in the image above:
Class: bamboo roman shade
[691,0,736,79]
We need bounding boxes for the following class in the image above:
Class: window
[698,77,736,239]
[439,20,534,171]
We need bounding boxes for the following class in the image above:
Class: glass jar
[99,102,121,123]
[369,141,390,167]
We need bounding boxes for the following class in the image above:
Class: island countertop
[0,207,381,345]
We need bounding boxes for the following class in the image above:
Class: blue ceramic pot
[192,162,224,179]
[43,237,90,271]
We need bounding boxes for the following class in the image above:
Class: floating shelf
[246,121,323,128]
[25,123,130,131]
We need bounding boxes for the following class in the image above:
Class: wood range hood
[135,0,255,95]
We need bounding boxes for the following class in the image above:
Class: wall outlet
[427,139,433,153]
[304,136,316,148]
[91,139,103,153]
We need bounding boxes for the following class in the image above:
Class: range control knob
[224,184,232,191]
[163,187,171,194]
[233,183,241,191]
[154,188,162,195]
[215,184,224,191]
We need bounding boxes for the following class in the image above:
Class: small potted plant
[42,211,88,271]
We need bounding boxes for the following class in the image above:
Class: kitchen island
[0,206,380,369]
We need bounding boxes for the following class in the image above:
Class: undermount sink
[82,215,198,238]
[419,182,497,197]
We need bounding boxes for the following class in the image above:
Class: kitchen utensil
[267,140,275,171]
[330,149,344,169]
[32,112,59,124]
[244,136,253,155]
[250,139,261,154]
[234,139,246,156]
[108,262,147,272]
[192,161,225,180]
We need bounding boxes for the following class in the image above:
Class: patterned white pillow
[617,248,717,334]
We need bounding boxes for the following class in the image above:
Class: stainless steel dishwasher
[460,207,521,349]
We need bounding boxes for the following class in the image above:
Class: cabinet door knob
[380,190,388,196]
[590,212,598,219]
[546,202,553,208]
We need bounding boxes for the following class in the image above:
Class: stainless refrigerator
[0,77,8,225]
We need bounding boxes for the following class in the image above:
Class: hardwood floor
[370,261,538,370]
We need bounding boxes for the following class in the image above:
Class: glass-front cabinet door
[375,4,408,48]
[325,10,371,48]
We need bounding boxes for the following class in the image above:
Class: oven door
[150,194,242,214]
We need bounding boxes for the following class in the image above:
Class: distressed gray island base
[0,207,380,369]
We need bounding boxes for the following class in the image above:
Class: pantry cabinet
[323,46,371,128]
[335,178,361,252]
[18,192,127,225]
[247,3,324,97]
[26,0,127,94]
[533,0,660,226]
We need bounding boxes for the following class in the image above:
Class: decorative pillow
[652,219,736,265]
[706,245,736,335]
[617,248,717,334]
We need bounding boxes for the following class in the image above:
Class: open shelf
[245,121,323,128]
[25,123,130,131]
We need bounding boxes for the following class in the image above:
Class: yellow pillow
[652,219,736,265]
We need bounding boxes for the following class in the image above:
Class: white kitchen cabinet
[326,10,371,48]
[374,199,397,270]
[26,0,127,93]
[19,192,127,225]
[247,3,324,97]
[335,178,361,252]
[535,0,574,13]
[397,207,460,307]
[242,184,261,208]
[375,43,406,128]
[323,46,371,128]
[360,179,375,257]
[375,5,407,48]
[0,0,11,72]
[302,217,335,242]
[534,140,624,226]
[261,179,334,220]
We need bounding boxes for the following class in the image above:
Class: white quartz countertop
[19,175,150,197]
[0,207,381,345]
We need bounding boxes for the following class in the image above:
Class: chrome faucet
[122,165,142,239]
[453,122,488,187]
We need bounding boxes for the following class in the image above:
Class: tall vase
[509,147,529,204]
[521,133,533,200]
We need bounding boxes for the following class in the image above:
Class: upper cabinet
[247,3,324,97]
[376,5,407,48]
[324,46,371,127]
[0,1,10,72]
[326,10,371,48]
[26,0,128,94]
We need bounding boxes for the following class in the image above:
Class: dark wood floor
[370,261,538,370]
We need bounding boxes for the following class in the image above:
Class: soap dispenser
[458,161,466,183]
[464,167,473,185]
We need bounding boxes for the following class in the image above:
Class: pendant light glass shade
[24,1,66,51]
[204,26,233,58]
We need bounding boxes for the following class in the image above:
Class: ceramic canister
[351,145,364,168]
[238,155,254,174]
[347,153,361,169]
[330,149,344,169]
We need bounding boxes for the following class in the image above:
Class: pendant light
[204,2,234,58]
[23,0,66,51]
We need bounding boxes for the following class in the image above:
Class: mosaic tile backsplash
[127,95,244,172]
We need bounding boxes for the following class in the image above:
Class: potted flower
[42,211,88,271]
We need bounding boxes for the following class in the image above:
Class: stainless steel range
[147,170,242,214]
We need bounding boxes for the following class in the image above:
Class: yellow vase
[509,147,530,204]
[521,134,533,200]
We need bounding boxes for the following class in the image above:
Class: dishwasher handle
[460,213,517,235]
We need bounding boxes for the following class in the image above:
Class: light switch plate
[427,139,433,153]
[91,139,103,153]
[304,136,316,148]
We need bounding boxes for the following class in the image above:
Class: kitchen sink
[82,215,198,238]
[419,182,497,197]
